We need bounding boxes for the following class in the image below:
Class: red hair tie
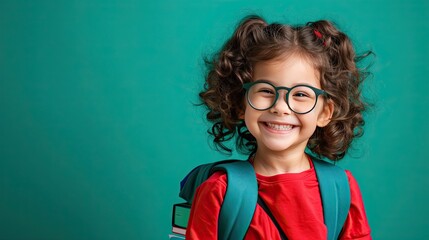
[313,29,326,46]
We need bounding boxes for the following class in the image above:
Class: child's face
[244,54,333,156]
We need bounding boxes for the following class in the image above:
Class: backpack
[172,156,351,240]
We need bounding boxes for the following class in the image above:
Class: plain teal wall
[1,0,428,239]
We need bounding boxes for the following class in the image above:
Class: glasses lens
[247,82,276,110]
[288,86,318,113]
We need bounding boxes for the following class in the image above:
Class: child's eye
[293,92,310,97]
[258,89,275,94]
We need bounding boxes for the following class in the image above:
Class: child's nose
[269,92,292,115]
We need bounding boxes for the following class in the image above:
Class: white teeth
[266,123,293,131]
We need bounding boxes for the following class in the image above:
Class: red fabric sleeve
[339,170,372,239]
[185,171,227,240]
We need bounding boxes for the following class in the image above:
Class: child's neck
[252,149,310,176]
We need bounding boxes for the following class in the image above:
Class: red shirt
[186,159,371,240]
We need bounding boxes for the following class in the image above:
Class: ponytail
[200,16,268,154]
[306,20,372,160]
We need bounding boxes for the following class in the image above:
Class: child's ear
[238,101,246,120]
[317,99,334,127]
[238,110,245,120]
[237,105,246,120]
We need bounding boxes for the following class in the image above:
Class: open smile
[266,122,293,131]
[261,122,296,133]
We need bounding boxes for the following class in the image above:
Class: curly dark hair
[199,15,373,160]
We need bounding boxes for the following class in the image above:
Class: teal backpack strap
[211,161,258,240]
[312,158,351,240]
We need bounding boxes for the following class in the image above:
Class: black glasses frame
[243,80,327,114]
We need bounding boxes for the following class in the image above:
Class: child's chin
[262,142,293,152]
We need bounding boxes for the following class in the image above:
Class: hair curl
[199,15,373,160]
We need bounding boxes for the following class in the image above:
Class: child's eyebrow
[252,78,274,83]
[252,78,319,88]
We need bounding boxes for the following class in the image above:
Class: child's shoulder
[195,171,228,201]
[204,171,228,187]
[200,160,253,190]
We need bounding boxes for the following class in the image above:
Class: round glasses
[243,80,327,114]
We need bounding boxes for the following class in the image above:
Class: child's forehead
[253,54,319,74]
[252,54,321,86]
[253,52,321,71]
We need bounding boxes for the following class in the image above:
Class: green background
[1,0,428,239]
